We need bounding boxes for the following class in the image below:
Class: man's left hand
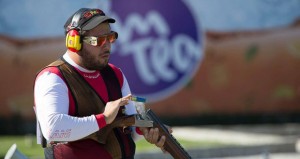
[139,126,172,152]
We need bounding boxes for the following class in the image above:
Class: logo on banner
[110,0,203,102]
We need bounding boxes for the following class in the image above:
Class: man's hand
[103,94,132,124]
[139,126,173,152]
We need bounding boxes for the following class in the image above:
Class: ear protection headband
[66,10,85,52]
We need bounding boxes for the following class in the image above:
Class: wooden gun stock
[146,109,192,159]
[87,115,136,144]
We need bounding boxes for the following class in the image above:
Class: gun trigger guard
[122,126,127,132]
[122,126,132,134]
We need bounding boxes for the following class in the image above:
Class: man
[34,8,167,159]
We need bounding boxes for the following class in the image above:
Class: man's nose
[102,38,111,47]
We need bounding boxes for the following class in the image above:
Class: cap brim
[82,16,115,31]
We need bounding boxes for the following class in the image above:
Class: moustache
[99,51,111,57]
[104,51,110,54]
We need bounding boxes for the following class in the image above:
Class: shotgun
[88,110,192,158]
[146,109,192,159]
[88,114,153,144]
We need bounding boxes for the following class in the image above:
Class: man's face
[80,22,112,70]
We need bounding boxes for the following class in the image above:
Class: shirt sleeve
[120,72,145,140]
[121,73,137,115]
[34,71,102,143]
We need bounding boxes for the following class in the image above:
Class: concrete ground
[135,123,300,159]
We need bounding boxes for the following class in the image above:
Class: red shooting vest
[40,58,135,159]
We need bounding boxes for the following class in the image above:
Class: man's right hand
[102,94,132,124]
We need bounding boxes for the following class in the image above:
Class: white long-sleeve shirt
[34,53,138,144]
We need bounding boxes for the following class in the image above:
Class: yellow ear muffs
[66,29,82,52]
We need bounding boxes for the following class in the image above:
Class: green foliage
[0,135,43,158]
[0,135,227,158]
[245,44,258,62]
[272,85,295,100]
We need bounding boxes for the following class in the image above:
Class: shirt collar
[63,52,96,73]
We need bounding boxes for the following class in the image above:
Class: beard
[80,48,110,70]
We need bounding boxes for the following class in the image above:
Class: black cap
[64,8,115,34]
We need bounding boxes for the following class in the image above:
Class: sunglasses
[83,31,118,47]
